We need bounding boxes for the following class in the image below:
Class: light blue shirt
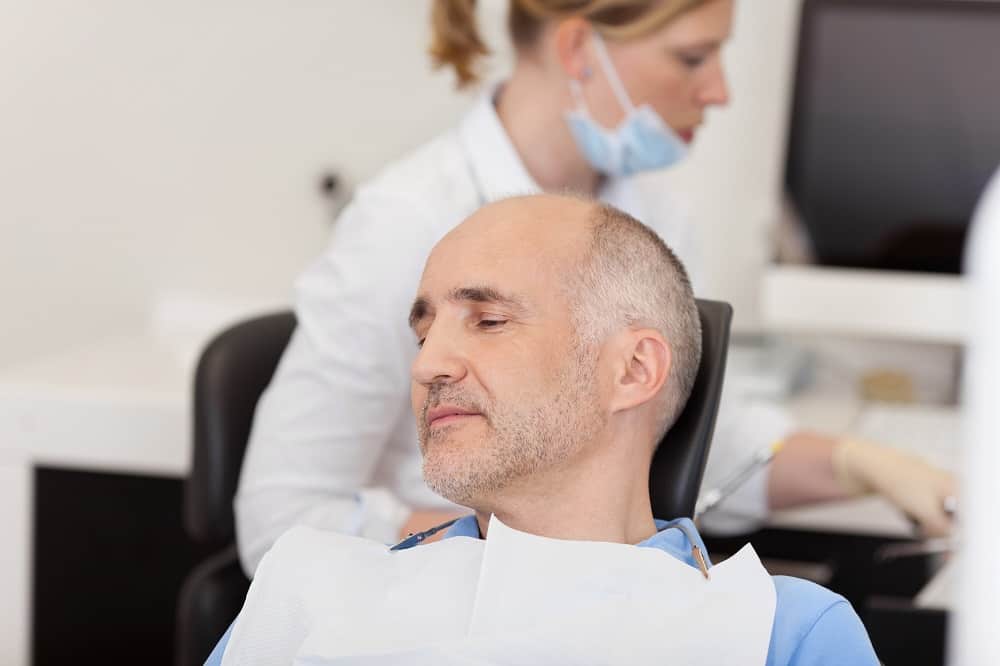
[206,516,878,665]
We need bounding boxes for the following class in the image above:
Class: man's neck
[473,449,658,545]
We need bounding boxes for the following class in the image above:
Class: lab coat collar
[444,515,712,570]
[456,83,650,226]
[457,84,541,204]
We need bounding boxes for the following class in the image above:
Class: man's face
[408,197,606,508]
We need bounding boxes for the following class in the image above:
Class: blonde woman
[235,0,954,577]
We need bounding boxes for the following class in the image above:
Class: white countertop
[0,293,287,476]
[0,332,192,476]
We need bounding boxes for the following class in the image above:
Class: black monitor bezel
[783,0,1000,203]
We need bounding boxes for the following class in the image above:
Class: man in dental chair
[208,194,877,665]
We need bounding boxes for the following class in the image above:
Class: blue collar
[443,515,712,570]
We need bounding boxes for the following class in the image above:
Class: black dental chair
[174,299,733,666]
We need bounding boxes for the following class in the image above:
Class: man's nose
[411,325,468,386]
[698,57,730,108]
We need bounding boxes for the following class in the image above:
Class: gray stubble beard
[419,347,604,508]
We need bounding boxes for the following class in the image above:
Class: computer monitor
[762,0,1000,342]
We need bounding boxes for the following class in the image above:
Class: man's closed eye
[477,318,507,331]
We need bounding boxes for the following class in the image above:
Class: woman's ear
[608,329,671,414]
[552,16,594,80]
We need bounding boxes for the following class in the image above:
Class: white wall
[0,1,504,366]
[0,0,799,366]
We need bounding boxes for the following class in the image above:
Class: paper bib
[223,517,775,665]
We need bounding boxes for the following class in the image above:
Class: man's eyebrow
[408,297,431,331]
[409,285,527,331]
[447,285,526,310]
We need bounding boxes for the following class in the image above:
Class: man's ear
[607,329,672,414]
[552,16,593,80]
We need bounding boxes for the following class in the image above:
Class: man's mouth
[426,404,482,428]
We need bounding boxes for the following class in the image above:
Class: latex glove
[832,437,956,537]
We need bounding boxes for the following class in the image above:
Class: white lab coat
[234,90,793,575]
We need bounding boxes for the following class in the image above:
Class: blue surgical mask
[564,34,688,177]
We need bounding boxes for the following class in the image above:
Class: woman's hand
[833,437,957,537]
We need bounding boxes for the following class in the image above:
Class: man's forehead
[456,194,595,240]
[425,197,593,278]
[416,260,539,307]
[416,195,596,311]
[419,237,565,308]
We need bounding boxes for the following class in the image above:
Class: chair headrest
[649,299,733,519]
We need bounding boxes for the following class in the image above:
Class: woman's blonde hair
[429,0,709,88]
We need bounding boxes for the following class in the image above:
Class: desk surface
[0,332,190,475]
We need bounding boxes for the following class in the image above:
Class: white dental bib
[222,517,776,665]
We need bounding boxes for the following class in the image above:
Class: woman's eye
[675,52,708,68]
[416,338,426,348]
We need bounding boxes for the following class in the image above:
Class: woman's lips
[677,128,695,144]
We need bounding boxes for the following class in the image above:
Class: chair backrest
[649,298,733,519]
[184,312,296,545]
[184,299,732,544]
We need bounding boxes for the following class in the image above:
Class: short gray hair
[567,202,702,441]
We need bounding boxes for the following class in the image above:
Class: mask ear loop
[590,32,637,114]
[568,78,588,109]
